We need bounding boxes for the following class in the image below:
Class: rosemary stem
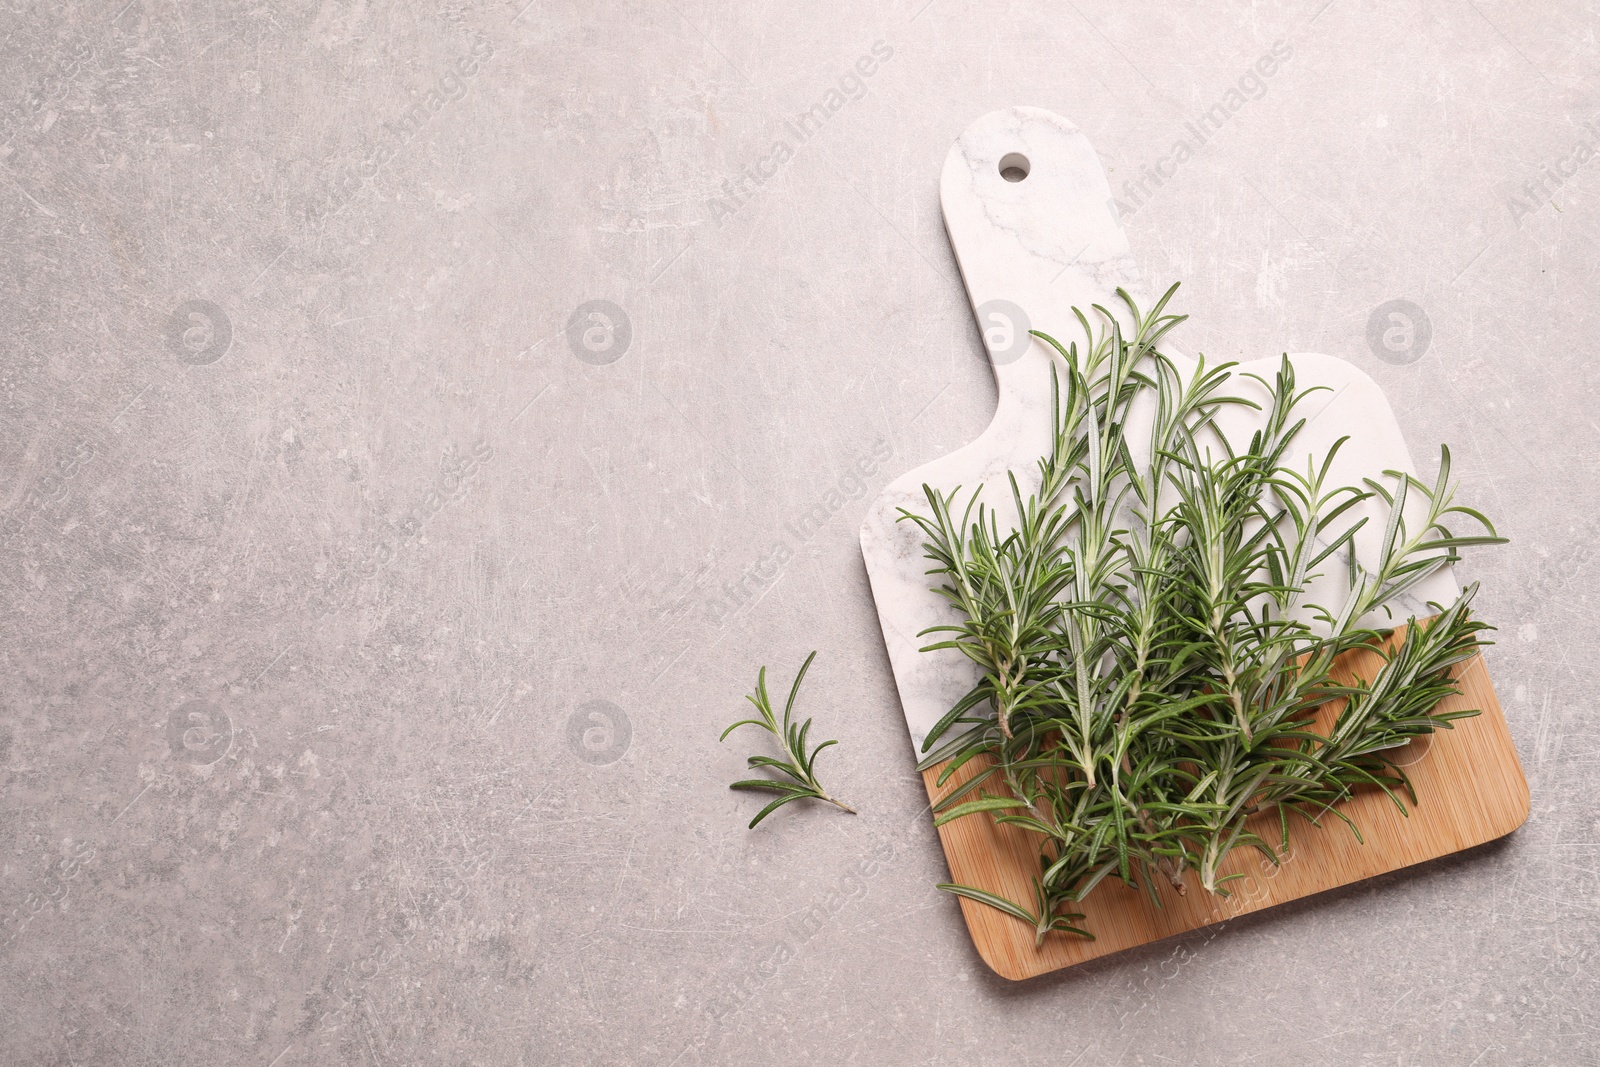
[822,795,858,815]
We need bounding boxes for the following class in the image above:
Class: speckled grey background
[0,1,1594,1064]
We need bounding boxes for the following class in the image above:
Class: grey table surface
[0,1,1595,1064]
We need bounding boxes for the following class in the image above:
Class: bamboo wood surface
[921,631,1530,981]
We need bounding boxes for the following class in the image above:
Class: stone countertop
[0,2,1593,1064]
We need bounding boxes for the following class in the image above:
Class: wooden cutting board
[922,628,1529,981]
[860,107,1529,980]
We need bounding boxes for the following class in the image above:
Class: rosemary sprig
[723,651,857,828]
[903,283,1505,943]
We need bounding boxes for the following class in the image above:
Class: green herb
[723,651,857,828]
[902,284,1504,945]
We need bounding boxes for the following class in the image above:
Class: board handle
[940,107,1144,391]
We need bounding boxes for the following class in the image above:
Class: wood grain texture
[922,631,1530,981]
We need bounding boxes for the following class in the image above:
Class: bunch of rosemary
[903,285,1504,945]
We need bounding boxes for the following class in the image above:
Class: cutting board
[860,107,1530,981]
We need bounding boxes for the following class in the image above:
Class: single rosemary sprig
[903,283,1505,943]
[723,651,857,828]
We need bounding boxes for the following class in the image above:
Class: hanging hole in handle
[998,152,1030,182]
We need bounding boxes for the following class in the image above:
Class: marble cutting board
[859,107,1530,980]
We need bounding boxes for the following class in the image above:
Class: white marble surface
[862,106,1457,752]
